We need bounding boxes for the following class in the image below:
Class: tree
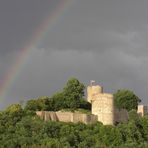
[62,78,86,109]
[114,90,141,111]
[50,92,67,111]
[49,78,90,110]
[63,78,85,99]
[5,104,24,124]
[24,97,51,111]
[5,104,23,114]
[128,109,140,122]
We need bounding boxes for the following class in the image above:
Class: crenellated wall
[36,111,98,124]
[87,85,103,103]
[115,108,128,123]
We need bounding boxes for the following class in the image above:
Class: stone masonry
[87,81,128,125]
[36,111,98,124]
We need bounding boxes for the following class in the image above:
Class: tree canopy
[50,78,90,110]
[114,89,141,111]
[0,106,148,147]
[63,78,85,99]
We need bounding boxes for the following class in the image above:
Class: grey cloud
[1,48,148,109]
[42,28,148,58]
[39,0,148,58]
[0,0,61,54]
[1,0,148,108]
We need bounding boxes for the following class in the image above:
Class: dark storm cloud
[40,0,148,57]
[2,48,148,108]
[0,0,60,54]
[1,0,148,108]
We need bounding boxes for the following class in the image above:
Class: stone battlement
[36,111,98,124]
[93,93,113,99]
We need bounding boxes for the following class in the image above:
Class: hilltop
[0,78,148,147]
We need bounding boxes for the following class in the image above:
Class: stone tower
[87,81,115,125]
[137,105,148,117]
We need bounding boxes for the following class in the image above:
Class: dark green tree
[49,78,90,110]
[24,97,51,111]
[5,103,23,114]
[128,109,140,122]
[62,78,86,109]
[63,78,85,99]
[114,90,141,111]
[49,92,67,111]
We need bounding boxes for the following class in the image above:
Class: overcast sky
[0,0,148,109]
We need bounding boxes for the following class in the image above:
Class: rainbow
[0,0,74,106]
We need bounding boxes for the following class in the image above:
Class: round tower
[91,93,114,125]
[87,85,103,103]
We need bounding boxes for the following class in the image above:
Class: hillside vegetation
[0,78,148,148]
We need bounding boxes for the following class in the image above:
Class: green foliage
[0,107,148,147]
[24,96,51,111]
[49,92,68,111]
[5,103,23,113]
[114,89,141,111]
[140,115,148,140]
[50,78,89,110]
[128,109,140,122]
[63,78,85,99]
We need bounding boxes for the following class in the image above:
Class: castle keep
[87,82,128,125]
[87,84,114,125]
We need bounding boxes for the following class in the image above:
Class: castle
[36,81,148,125]
[87,81,128,125]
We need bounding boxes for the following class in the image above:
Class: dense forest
[0,78,148,148]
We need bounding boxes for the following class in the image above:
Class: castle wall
[73,113,84,123]
[36,111,98,124]
[55,112,72,122]
[137,105,148,117]
[83,114,98,124]
[36,111,45,120]
[115,108,128,123]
